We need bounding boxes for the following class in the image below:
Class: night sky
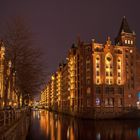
[0,0,140,77]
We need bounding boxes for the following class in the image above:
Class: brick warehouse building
[40,17,140,119]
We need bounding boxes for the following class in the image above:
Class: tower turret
[115,16,136,46]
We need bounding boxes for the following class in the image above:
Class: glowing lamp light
[52,76,55,80]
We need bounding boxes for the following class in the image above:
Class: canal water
[26,110,140,140]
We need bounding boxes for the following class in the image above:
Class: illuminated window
[118,72,121,77]
[87,87,91,94]
[131,40,133,44]
[96,98,100,106]
[106,79,109,84]
[130,50,133,53]
[96,79,100,84]
[105,53,113,85]
[128,40,130,44]
[125,40,127,44]
[106,72,109,76]
[117,80,121,84]
[96,71,99,76]
[96,63,99,68]
[86,57,90,64]
[96,57,99,60]
[105,98,108,106]
[125,54,128,58]
[109,98,114,106]
[110,79,113,84]
[118,65,120,69]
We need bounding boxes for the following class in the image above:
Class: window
[118,98,122,106]
[106,79,109,84]
[118,72,121,77]
[86,71,90,78]
[87,99,91,107]
[131,40,133,45]
[109,98,114,106]
[118,59,121,62]
[86,79,90,85]
[118,87,123,94]
[86,63,90,69]
[106,65,109,68]
[96,64,99,68]
[130,50,133,53]
[96,71,99,76]
[125,40,127,44]
[118,65,120,69]
[117,79,121,84]
[96,87,101,94]
[110,79,113,84]
[128,40,130,44]
[110,72,113,76]
[105,87,109,94]
[96,98,100,106]
[105,87,114,94]
[87,87,91,95]
[106,72,109,76]
[96,57,99,60]
[105,99,108,106]
[96,79,100,84]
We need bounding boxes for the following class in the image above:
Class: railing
[0,108,29,131]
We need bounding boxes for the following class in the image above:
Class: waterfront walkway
[0,108,30,140]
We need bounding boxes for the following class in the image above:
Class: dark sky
[0,0,140,76]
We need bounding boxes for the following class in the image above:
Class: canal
[26,110,140,140]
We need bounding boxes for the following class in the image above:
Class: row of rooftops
[47,16,135,83]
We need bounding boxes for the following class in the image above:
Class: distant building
[41,17,140,118]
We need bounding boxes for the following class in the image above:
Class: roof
[118,16,132,34]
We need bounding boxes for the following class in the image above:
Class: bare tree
[1,17,46,106]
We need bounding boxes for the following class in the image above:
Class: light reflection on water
[27,110,140,140]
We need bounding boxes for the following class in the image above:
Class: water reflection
[27,110,140,140]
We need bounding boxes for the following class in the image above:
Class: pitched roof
[118,16,132,34]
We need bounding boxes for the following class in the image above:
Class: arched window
[95,55,101,84]
[105,53,113,85]
[105,98,108,106]
[117,57,121,85]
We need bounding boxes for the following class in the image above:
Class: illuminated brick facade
[0,41,18,108]
[41,17,139,118]
[0,42,5,107]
